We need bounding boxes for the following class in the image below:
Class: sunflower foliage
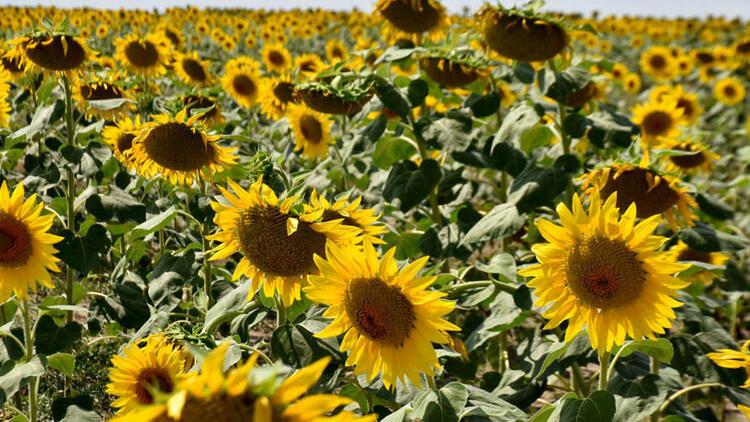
[0,1,748,421]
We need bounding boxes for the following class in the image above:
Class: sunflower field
[0,0,749,420]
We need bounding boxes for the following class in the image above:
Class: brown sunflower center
[737,41,750,54]
[677,247,712,263]
[641,111,673,137]
[25,35,86,71]
[331,47,344,59]
[1,55,23,73]
[142,122,215,172]
[599,167,680,218]
[380,0,442,34]
[272,81,296,104]
[695,52,714,64]
[670,148,706,169]
[268,50,286,66]
[344,277,416,347]
[164,29,180,47]
[723,85,737,98]
[237,205,326,277]
[153,395,254,422]
[116,133,136,154]
[0,213,33,267]
[232,74,257,97]
[81,83,123,101]
[124,40,160,68]
[649,54,667,70]
[134,367,174,404]
[676,98,695,119]
[181,58,207,82]
[298,60,317,73]
[299,114,324,144]
[566,235,646,309]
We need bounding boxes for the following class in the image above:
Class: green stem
[62,76,77,325]
[22,299,38,422]
[499,332,508,372]
[598,350,610,391]
[657,383,723,415]
[199,180,213,308]
[275,295,287,327]
[728,297,741,340]
[571,363,590,397]
[426,375,437,390]
[650,357,660,422]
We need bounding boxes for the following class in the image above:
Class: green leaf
[696,193,733,220]
[608,374,668,422]
[510,164,570,213]
[492,103,542,150]
[407,78,429,107]
[129,207,178,240]
[383,159,442,212]
[271,322,339,368]
[376,81,410,117]
[373,136,416,169]
[423,118,472,152]
[616,339,674,363]
[0,355,46,406]
[47,353,76,376]
[465,92,500,118]
[461,203,525,246]
[557,390,616,422]
[466,292,529,351]
[34,315,83,355]
[61,405,102,422]
[412,382,469,422]
[520,125,555,153]
[9,103,55,142]
[87,98,134,111]
[56,224,112,274]
[201,282,252,335]
[475,253,516,283]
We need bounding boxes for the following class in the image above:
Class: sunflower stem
[62,75,77,325]
[199,180,214,308]
[598,350,610,391]
[275,295,287,327]
[650,357,660,422]
[426,375,437,390]
[657,382,723,416]
[570,363,589,397]
[21,299,38,422]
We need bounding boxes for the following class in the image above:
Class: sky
[2,0,749,19]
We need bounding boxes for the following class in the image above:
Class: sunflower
[375,0,448,43]
[0,182,62,302]
[74,77,134,120]
[106,334,189,414]
[208,178,360,306]
[631,99,684,147]
[518,191,689,352]
[581,163,698,228]
[182,94,222,125]
[325,39,348,64]
[661,138,719,175]
[640,46,676,81]
[262,43,292,73]
[707,340,750,388]
[669,240,728,286]
[294,54,324,79]
[222,56,261,108]
[259,76,298,120]
[173,51,211,87]
[305,242,459,389]
[13,33,91,78]
[650,85,702,124]
[420,57,483,88]
[287,104,333,159]
[0,48,27,80]
[103,115,142,168]
[0,68,10,128]
[111,344,376,422]
[115,33,170,76]
[713,77,746,106]
[130,108,237,185]
[623,73,642,94]
[305,190,388,244]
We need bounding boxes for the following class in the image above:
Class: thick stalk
[22,300,38,422]
[598,351,611,391]
[275,295,287,327]
[571,363,590,397]
[62,76,77,324]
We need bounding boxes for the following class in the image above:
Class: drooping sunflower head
[114,33,170,77]
[631,98,684,147]
[475,4,567,62]
[660,138,719,175]
[14,32,91,77]
[74,76,134,120]
[713,77,746,106]
[375,0,448,43]
[107,333,189,414]
[581,162,698,228]
[221,56,261,108]
[130,108,237,186]
[103,115,142,169]
[0,182,62,302]
[640,46,676,81]
[208,178,361,307]
[518,191,690,352]
[419,56,483,88]
[173,51,211,87]
[262,42,292,73]
[305,242,459,389]
[259,75,298,120]
[287,104,333,159]
[182,94,222,125]
[305,190,388,244]
[669,240,728,287]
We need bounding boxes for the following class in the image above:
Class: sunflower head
[420,56,482,88]
[103,115,142,168]
[294,54,325,80]
[714,77,746,106]
[476,4,567,62]
[707,340,750,388]
[222,56,261,108]
[661,139,718,175]
[519,191,690,352]
[174,51,211,86]
[115,33,170,77]
[262,43,292,73]
[669,240,728,287]
[375,0,448,42]
[632,98,684,146]
[130,108,237,186]
[182,94,222,124]
[305,190,388,244]
[74,76,134,120]
[581,163,698,228]
[287,104,333,159]
[259,76,298,120]
[640,46,676,81]
[14,32,90,77]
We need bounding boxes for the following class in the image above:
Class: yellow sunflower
[182,94,223,125]
[262,43,292,74]
[112,344,376,422]
[650,85,702,124]
[623,73,642,94]
[74,77,134,120]
[0,182,62,302]
[631,99,684,147]
[103,115,142,169]
[713,77,746,106]
[130,108,237,185]
[0,48,27,81]
[287,104,333,159]
[0,68,10,128]
[375,0,449,43]
[518,191,689,352]
[106,334,189,414]
[305,190,388,244]
[259,76,298,120]
[173,51,211,87]
[114,33,170,77]
[581,163,698,228]
[707,340,750,388]
[325,39,348,64]
[294,54,324,80]
[660,138,719,175]
[13,33,91,78]
[222,56,261,108]
[640,46,676,81]
[208,178,360,306]
[304,242,459,389]
[669,240,728,286]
